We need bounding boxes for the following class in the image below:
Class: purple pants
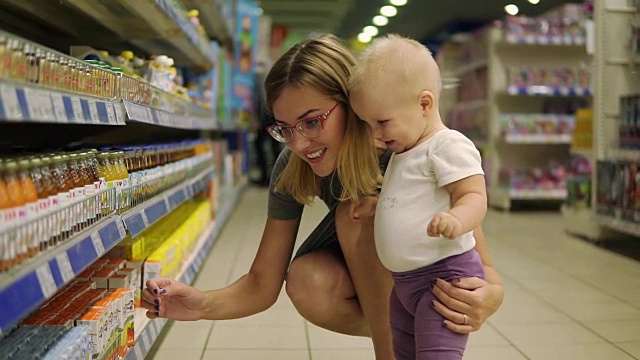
[390,250,485,360]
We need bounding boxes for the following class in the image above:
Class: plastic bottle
[4,159,26,268]
[48,155,69,244]
[0,161,11,271]
[29,157,53,252]
[17,158,38,258]
[67,153,86,231]
[38,156,58,249]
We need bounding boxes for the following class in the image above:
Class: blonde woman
[142,34,504,359]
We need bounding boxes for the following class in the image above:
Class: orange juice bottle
[79,152,99,224]
[37,156,58,249]
[97,152,115,215]
[0,161,11,272]
[57,155,75,240]
[47,155,68,245]
[68,153,86,231]
[17,158,38,258]
[29,157,53,252]
[4,159,26,268]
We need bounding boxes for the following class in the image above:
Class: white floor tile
[202,349,310,359]
[493,322,604,346]
[519,343,636,360]
[311,349,376,360]
[306,323,374,350]
[616,342,640,358]
[151,349,203,360]
[583,320,640,342]
[206,324,308,350]
[464,345,527,360]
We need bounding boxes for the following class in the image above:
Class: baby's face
[351,86,429,154]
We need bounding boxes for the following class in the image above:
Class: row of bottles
[0,140,212,273]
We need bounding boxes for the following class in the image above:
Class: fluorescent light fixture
[390,0,407,6]
[358,33,372,43]
[504,4,519,15]
[528,0,540,4]
[373,15,389,26]
[380,5,398,17]
[363,25,379,37]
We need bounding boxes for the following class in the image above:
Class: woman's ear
[419,90,435,113]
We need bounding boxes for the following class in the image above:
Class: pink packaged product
[504,3,587,45]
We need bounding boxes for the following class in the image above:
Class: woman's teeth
[306,148,325,159]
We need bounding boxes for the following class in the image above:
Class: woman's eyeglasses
[267,103,340,143]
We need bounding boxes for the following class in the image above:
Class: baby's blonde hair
[350,34,441,102]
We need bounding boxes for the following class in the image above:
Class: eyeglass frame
[266,102,340,143]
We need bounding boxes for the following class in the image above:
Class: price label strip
[88,99,100,123]
[133,344,144,360]
[70,97,84,122]
[91,231,105,256]
[0,84,22,121]
[35,264,57,299]
[55,252,75,283]
[50,93,68,122]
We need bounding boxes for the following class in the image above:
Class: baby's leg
[389,286,415,360]
[414,289,467,360]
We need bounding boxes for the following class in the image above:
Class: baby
[349,34,487,360]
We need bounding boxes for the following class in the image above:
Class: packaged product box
[76,307,107,358]
[91,268,117,289]
[125,260,144,306]
[108,274,130,290]
[104,258,127,270]
[111,288,135,348]
[116,268,137,291]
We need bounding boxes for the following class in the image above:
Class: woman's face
[272,85,346,177]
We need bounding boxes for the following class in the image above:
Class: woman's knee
[285,251,354,316]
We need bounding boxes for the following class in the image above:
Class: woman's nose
[286,131,311,151]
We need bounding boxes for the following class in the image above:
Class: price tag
[50,93,68,122]
[1,84,22,120]
[56,252,75,283]
[35,264,57,298]
[28,89,55,122]
[133,344,143,360]
[88,100,99,123]
[71,97,84,122]
[141,331,151,350]
[141,211,149,227]
[114,103,125,124]
[116,219,126,238]
[105,103,116,124]
[91,231,105,255]
[149,322,158,339]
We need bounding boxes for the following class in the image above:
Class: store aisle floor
[150,187,640,360]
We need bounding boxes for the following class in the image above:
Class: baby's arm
[427,174,487,239]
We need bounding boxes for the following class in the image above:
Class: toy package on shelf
[507,66,591,96]
[500,113,575,139]
[448,105,488,144]
[504,3,589,45]
[596,160,640,222]
[566,155,593,208]
[499,161,569,192]
[572,108,594,149]
[620,93,640,149]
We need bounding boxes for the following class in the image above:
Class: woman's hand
[349,196,378,222]
[432,277,504,334]
[141,278,209,321]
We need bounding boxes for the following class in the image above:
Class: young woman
[141,34,504,359]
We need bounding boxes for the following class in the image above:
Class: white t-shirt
[374,129,484,272]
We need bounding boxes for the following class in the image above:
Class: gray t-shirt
[268,148,392,220]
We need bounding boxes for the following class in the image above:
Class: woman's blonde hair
[264,34,380,204]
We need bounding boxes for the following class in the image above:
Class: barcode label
[56,252,75,283]
[36,264,57,298]
[91,231,105,255]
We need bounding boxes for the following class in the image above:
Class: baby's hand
[428,212,463,239]
[349,196,378,222]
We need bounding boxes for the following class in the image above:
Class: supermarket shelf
[0,82,125,125]
[506,85,591,97]
[0,215,127,335]
[122,101,215,130]
[504,133,572,144]
[489,187,566,210]
[605,57,640,66]
[124,180,247,360]
[562,205,608,240]
[122,166,215,239]
[611,149,640,161]
[183,0,233,48]
[62,0,212,68]
[606,6,638,13]
[598,215,640,237]
[502,35,587,47]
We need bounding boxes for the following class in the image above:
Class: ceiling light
[390,0,407,6]
[504,4,519,15]
[363,25,379,37]
[358,33,372,44]
[380,5,397,17]
[528,0,540,3]
[373,15,389,26]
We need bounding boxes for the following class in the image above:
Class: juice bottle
[67,153,86,232]
[4,160,26,268]
[0,162,11,271]
[97,152,115,215]
[17,158,38,258]
[37,156,57,249]
[48,155,68,244]
[86,150,102,221]
[58,155,76,239]
[29,157,54,252]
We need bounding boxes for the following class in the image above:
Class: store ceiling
[260,0,583,43]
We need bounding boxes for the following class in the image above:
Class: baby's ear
[419,90,434,112]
